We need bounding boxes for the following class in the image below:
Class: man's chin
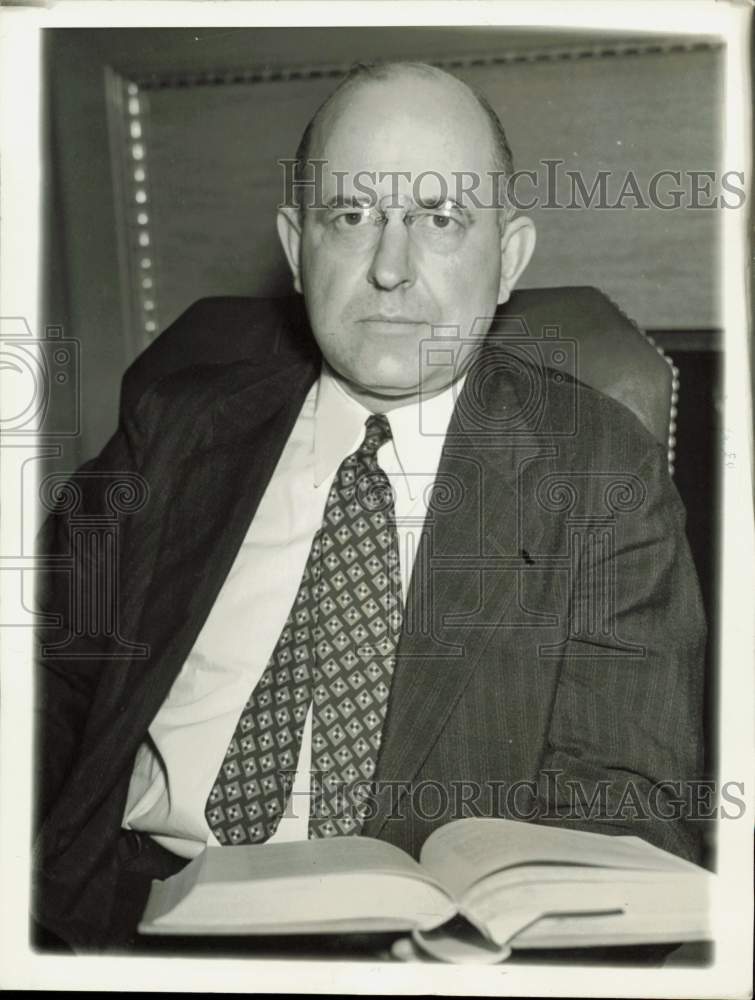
[341,370,464,409]
[352,380,423,402]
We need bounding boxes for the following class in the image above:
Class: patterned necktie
[205,413,403,844]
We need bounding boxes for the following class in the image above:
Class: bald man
[33,62,705,951]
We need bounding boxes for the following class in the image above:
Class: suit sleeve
[33,386,157,827]
[535,437,707,863]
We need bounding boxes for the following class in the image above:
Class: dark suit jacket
[32,300,706,950]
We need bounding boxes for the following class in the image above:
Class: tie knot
[361,414,392,456]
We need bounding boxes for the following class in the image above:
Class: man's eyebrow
[414,196,472,217]
[323,194,374,210]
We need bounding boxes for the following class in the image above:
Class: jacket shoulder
[120,296,316,419]
[542,366,669,468]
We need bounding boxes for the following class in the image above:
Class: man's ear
[276,206,303,294]
[497,216,536,305]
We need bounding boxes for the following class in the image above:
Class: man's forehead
[312,73,497,179]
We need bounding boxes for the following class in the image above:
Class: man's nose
[367,217,415,291]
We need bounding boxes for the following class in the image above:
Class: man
[33,62,706,951]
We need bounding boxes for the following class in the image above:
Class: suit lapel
[363,347,551,838]
[85,359,320,764]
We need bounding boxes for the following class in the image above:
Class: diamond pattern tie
[205,414,403,844]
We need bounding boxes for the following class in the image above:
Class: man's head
[277,61,536,410]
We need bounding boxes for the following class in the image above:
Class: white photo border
[0,2,751,996]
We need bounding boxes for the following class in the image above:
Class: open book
[139,818,713,962]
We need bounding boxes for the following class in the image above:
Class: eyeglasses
[312,200,471,252]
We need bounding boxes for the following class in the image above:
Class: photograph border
[0,2,752,996]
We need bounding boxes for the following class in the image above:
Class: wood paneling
[461,50,723,330]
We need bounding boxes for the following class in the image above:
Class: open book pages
[140,836,456,935]
[414,819,711,954]
[138,818,713,955]
[417,817,702,897]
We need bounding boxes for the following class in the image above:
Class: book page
[463,865,710,945]
[418,818,699,900]
[198,836,440,885]
[140,836,456,935]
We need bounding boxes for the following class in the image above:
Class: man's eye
[412,212,462,231]
[332,211,372,229]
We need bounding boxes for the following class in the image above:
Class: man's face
[278,72,535,406]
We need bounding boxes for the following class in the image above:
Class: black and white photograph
[0,1,752,995]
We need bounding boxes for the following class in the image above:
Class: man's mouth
[358,314,426,325]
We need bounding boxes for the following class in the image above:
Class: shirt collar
[313,364,465,500]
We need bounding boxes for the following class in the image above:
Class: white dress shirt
[123,365,465,857]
